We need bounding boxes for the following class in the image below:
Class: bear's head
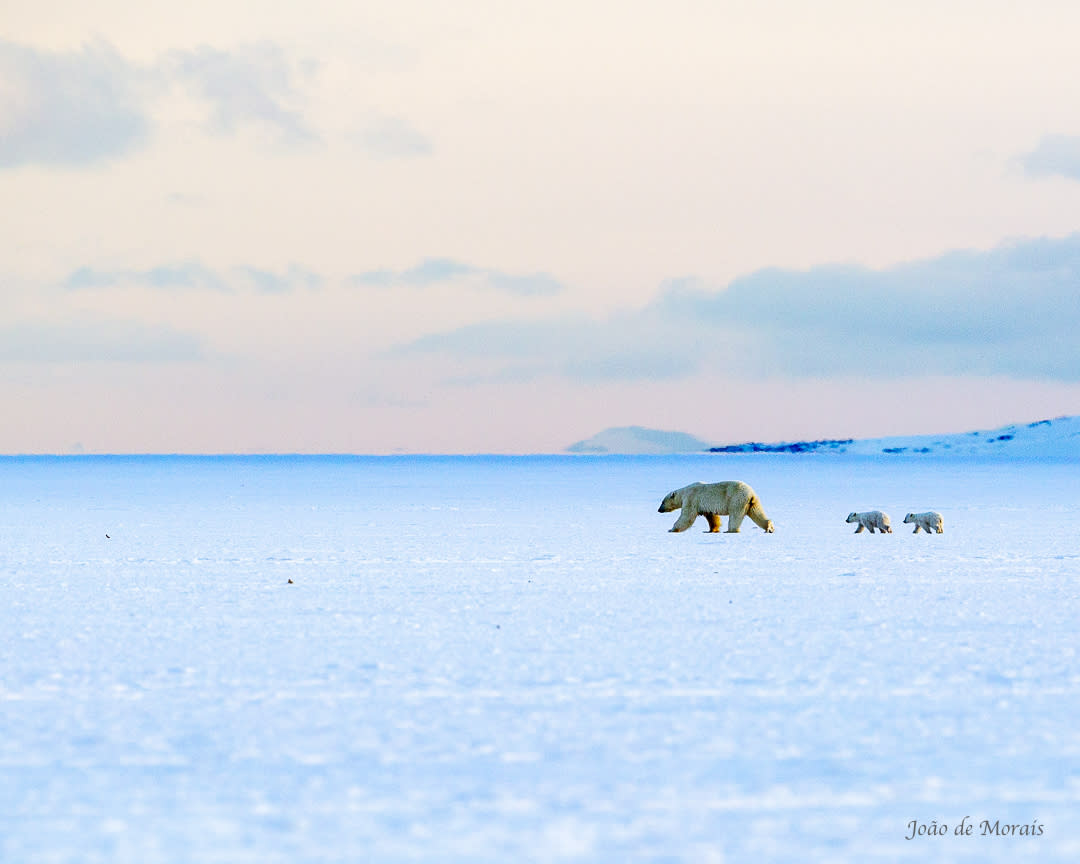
[845,512,858,523]
[658,490,682,513]
[903,513,915,522]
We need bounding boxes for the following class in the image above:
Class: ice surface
[2,454,1078,862]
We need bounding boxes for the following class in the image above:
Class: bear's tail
[747,496,775,533]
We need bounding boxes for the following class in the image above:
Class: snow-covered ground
[2,454,1078,862]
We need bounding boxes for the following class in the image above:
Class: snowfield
[2,454,1078,862]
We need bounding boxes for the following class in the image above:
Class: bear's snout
[657,495,679,513]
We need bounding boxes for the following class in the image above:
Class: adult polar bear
[658,481,775,533]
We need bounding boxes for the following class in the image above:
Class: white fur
[658,481,774,533]
[846,510,892,534]
[903,511,944,534]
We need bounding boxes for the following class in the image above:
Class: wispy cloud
[240,265,323,293]
[65,261,228,292]
[1020,135,1080,182]
[389,257,477,286]
[353,113,433,159]
[486,272,565,297]
[348,257,565,296]
[0,319,204,364]
[168,43,318,145]
[63,261,322,294]
[0,39,148,168]
[400,314,711,382]
[398,234,1080,382]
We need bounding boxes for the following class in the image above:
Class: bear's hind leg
[705,513,722,533]
[747,498,774,532]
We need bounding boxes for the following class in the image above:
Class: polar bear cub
[846,511,892,534]
[658,481,774,533]
[903,511,944,534]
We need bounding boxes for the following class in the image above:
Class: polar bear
[658,481,774,533]
[846,511,892,534]
[903,511,944,534]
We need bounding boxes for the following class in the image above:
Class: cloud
[0,319,204,364]
[0,39,434,168]
[398,234,1080,382]
[65,261,227,292]
[348,257,565,296]
[397,257,477,285]
[354,113,433,159]
[240,265,323,293]
[63,261,321,294]
[658,236,1080,377]
[0,39,319,169]
[400,315,709,382]
[169,44,318,145]
[486,272,565,297]
[1020,135,1080,181]
[0,39,149,168]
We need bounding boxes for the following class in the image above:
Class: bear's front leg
[705,513,722,532]
[854,523,866,533]
[724,511,745,533]
[670,508,697,532]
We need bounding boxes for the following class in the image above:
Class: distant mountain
[566,416,1080,458]
[566,426,714,454]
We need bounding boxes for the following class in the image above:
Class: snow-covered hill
[568,416,1080,458]
[842,415,1080,458]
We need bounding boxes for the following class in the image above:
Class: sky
[3,0,1080,453]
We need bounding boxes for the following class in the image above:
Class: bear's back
[688,481,753,508]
